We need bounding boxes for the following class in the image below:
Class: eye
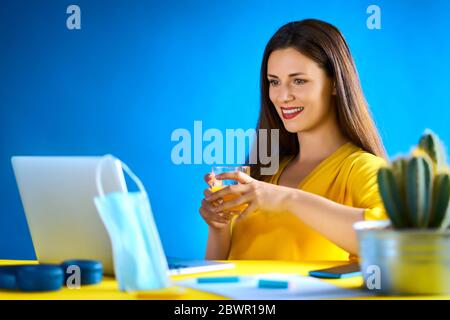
[268,79,279,86]
[294,79,307,85]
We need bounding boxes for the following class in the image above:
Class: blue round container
[0,266,18,290]
[61,260,103,286]
[16,265,64,292]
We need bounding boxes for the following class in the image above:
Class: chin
[283,122,304,133]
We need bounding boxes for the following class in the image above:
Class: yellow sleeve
[349,153,388,221]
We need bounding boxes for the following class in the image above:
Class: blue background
[1,0,449,260]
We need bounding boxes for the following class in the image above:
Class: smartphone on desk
[309,262,361,279]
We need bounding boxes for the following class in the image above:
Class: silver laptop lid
[11,156,126,275]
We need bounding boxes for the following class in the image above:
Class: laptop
[11,156,234,276]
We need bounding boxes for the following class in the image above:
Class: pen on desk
[258,279,289,289]
[196,276,240,284]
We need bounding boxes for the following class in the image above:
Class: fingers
[203,188,223,209]
[199,206,229,224]
[201,170,254,229]
[218,210,234,220]
[203,188,213,198]
[215,193,252,213]
[201,199,218,214]
[200,199,231,224]
[205,183,248,202]
[204,172,215,187]
[215,171,253,184]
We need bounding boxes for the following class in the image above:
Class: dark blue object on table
[16,265,64,292]
[61,259,103,285]
[0,259,103,292]
[0,266,18,290]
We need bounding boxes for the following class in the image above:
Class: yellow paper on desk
[136,286,187,299]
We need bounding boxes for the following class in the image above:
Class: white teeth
[283,107,304,114]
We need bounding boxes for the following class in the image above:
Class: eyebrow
[267,72,306,78]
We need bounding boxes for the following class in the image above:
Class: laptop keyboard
[168,263,188,269]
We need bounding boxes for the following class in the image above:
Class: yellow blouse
[227,142,387,262]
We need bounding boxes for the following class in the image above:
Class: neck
[295,114,349,164]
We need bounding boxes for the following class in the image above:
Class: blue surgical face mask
[94,155,170,292]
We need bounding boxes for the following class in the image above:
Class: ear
[332,81,337,95]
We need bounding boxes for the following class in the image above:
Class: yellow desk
[0,260,447,300]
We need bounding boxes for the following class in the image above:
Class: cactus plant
[428,173,450,228]
[377,167,408,228]
[414,129,448,174]
[378,130,450,230]
[405,156,433,228]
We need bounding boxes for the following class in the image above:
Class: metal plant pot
[354,220,450,295]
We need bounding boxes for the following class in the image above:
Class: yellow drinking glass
[211,165,250,213]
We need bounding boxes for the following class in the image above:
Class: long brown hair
[249,19,387,181]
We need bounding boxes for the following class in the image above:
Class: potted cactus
[354,130,450,295]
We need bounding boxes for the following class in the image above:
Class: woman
[199,19,388,262]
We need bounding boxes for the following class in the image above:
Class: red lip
[280,107,304,120]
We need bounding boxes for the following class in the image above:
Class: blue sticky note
[258,279,289,289]
[197,276,240,284]
[308,270,361,279]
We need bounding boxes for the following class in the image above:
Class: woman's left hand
[205,171,292,221]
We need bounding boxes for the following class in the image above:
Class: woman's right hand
[199,173,233,230]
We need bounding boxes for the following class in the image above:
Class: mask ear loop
[95,154,169,283]
[120,162,148,199]
[118,160,170,282]
[96,154,149,199]
[96,154,116,198]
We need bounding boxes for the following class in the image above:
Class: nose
[276,85,295,104]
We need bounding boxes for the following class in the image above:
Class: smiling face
[267,47,336,134]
